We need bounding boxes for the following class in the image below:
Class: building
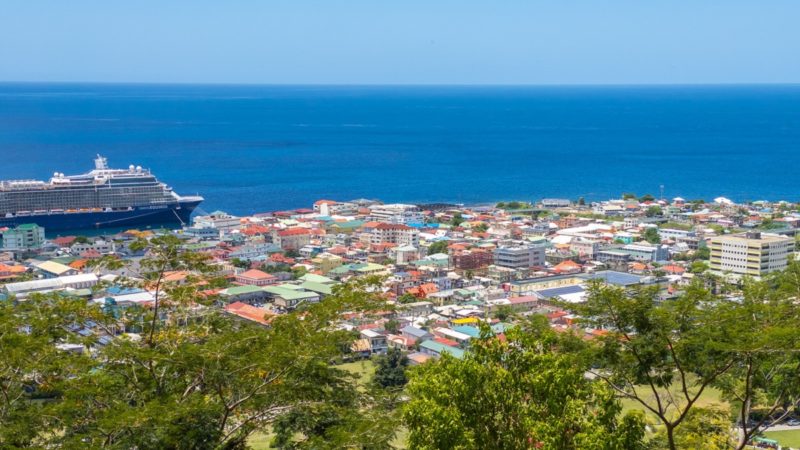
[709,231,794,277]
[451,249,494,270]
[273,228,312,251]
[2,223,45,251]
[493,242,546,269]
[370,223,419,247]
[235,269,277,286]
[2,273,98,298]
[620,244,670,263]
[541,198,571,208]
[368,204,424,225]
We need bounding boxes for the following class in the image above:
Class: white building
[709,231,794,278]
[370,223,420,247]
[493,242,546,269]
[368,204,424,225]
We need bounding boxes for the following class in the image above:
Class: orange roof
[163,271,191,282]
[69,259,88,270]
[314,199,338,206]
[238,269,275,280]
[224,302,275,325]
[553,260,581,273]
[662,264,686,274]
[0,263,27,273]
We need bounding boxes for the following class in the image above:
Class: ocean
[0,83,798,215]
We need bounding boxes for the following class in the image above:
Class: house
[224,301,275,326]
[2,273,99,299]
[400,325,434,343]
[263,285,320,309]
[0,263,27,281]
[360,329,388,354]
[419,340,465,359]
[235,269,276,286]
[35,260,79,278]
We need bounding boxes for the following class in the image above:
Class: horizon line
[1,80,800,88]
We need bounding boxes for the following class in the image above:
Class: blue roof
[452,325,481,338]
[419,340,465,359]
[401,326,430,338]
[536,284,586,299]
[581,271,644,286]
[106,286,145,295]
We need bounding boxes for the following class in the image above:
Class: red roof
[278,228,311,237]
[375,223,413,231]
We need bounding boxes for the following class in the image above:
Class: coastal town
[4,192,800,448]
[2,194,797,361]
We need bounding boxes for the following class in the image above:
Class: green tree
[622,193,637,200]
[1,238,398,448]
[495,202,505,209]
[506,201,522,209]
[642,227,661,244]
[573,283,734,450]
[472,223,488,233]
[492,304,515,322]
[578,197,586,206]
[689,261,708,273]
[373,348,409,389]
[384,319,400,334]
[397,293,419,304]
[426,240,449,255]
[230,257,250,269]
[403,325,646,450]
[692,246,710,261]
[450,213,464,227]
[639,194,655,202]
[645,205,663,217]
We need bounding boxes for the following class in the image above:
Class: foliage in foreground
[403,319,647,450]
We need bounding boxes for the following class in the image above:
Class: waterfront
[1,83,800,215]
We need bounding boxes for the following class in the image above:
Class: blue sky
[1,0,798,84]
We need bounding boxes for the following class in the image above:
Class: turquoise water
[0,83,798,214]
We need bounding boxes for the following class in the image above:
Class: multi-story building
[493,242,546,269]
[709,231,794,277]
[620,243,670,262]
[370,223,419,247]
[1,223,45,251]
[193,211,241,231]
[273,228,312,251]
[451,249,494,270]
[368,204,424,225]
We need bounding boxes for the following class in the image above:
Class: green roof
[420,340,465,359]
[299,281,333,295]
[331,220,364,229]
[222,285,264,296]
[354,263,385,273]
[299,273,336,285]
[263,286,319,301]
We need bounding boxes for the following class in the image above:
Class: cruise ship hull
[0,199,201,232]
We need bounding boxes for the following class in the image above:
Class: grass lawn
[763,429,800,448]
[618,380,727,422]
[247,360,378,449]
[339,359,377,387]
